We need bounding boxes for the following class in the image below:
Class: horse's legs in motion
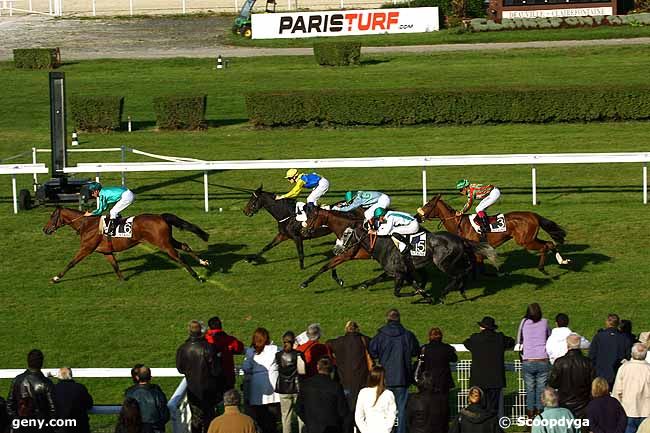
[294,237,305,270]
[52,247,96,283]
[301,254,352,288]
[103,253,125,280]
[393,274,415,297]
[247,232,288,264]
[359,272,390,289]
[172,239,210,267]
[524,238,555,273]
[158,241,204,282]
[330,269,344,287]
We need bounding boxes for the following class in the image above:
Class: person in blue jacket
[83,182,135,235]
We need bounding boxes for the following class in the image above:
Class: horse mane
[437,196,456,213]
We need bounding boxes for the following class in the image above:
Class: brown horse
[43,207,211,283]
[417,194,571,273]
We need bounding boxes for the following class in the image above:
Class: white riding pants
[475,188,501,213]
[110,190,135,218]
[391,219,420,252]
[306,178,329,205]
[364,194,392,221]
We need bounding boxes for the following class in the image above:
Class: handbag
[413,345,426,384]
[360,336,374,371]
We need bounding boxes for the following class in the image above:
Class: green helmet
[456,179,470,190]
[373,207,387,219]
[344,191,354,202]
[87,182,102,192]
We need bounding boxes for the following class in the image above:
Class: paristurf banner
[251,7,439,39]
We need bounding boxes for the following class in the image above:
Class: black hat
[478,316,498,330]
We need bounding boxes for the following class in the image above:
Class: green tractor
[232,0,276,38]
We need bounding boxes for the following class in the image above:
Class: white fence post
[233,0,238,13]
[531,165,537,206]
[32,147,38,192]
[48,0,52,15]
[121,146,126,187]
[29,0,32,11]
[92,0,95,16]
[421,167,427,205]
[644,162,648,205]
[129,0,132,15]
[181,0,185,13]
[96,174,100,209]
[11,175,18,214]
[203,171,209,212]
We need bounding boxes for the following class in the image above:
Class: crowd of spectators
[2,309,650,433]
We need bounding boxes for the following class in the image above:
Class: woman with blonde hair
[587,377,627,433]
[449,387,501,433]
[354,366,396,433]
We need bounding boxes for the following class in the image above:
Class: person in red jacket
[296,323,334,378]
[206,316,245,391]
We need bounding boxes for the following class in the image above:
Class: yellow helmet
[285,168,298,179]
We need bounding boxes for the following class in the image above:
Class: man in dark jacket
[327,320,370,433]
[589,314,632,388]
[547,334,594,420]
[53,368,94,433]
[205,316,244,392]
[7,349,56,431]
[124,367,170,433]
[464,316,515,418]
[0,397,10,433]
[369,308,420,433]
[296,358,348,433]
[177,320,224,433]
[407,371,452,433]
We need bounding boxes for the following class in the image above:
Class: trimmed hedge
[13,48,61,69]
[246,87,650,127]
[313,42,361,66]
[152,96,207,130]
[70,96,124,132]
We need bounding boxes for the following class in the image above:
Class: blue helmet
[87,182,102,192]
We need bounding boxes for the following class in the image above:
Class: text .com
[498,416,590,429]
[12,419,77,430]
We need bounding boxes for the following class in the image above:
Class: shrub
[70,96,124,132]
[313,42,361,66]
[152,95,207,130]
[246,87,650,127]
[465,0,486,18]
[13,48,61,69]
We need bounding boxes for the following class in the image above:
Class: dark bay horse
[300,208,497,303]
[417,194,571,273]
[43,207,211,283]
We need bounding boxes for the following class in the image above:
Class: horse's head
[417,194,442,221]
[301,206,326,237]
[243,185,265,217]
[43,207,64,235]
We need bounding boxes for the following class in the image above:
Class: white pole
[129,0,132,15]
[29,0,32,11]
[532,165,537,206]
[48,0,52,15]
[203,171,209,212]
[121,146,126,187]
[643,162,648,205]
[339,0,343,8]
[96,173,100,209]
[59,0,62,15]
[32,147,38,192]
[421,167,427,205]
[234,0,238,12]
[12,175,18,214]
[92,0,95,16]
[182,0,185,13]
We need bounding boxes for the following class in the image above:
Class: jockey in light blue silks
[336,190,391,221]
[83,182,135,236]
[368,207,420,276]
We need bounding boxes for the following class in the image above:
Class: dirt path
[2,14,650,60]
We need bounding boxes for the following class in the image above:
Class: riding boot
[106,218,118,236]
[479,215,490,242]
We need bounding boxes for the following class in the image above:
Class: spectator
[0,397,8,433]
[115,398,144,433]
[207,389,257,433]
[296,324,332,378]
[546,313,590,365]
[531,388,578,433]
[449,386,501,433]
[406,371,449,433]
[124,367,170,433]
[7,349,56,425]
[177,320,224,433]
[54,367,94,433]
[589,313,632,388]
[130,364,144,386]
[242,327,281,433]
[205,316,245,392]
[620,320,640,347]
[327,320,371,433]
[547,334,594,421]
[587,377,627,433]
[639,418,650,433]
[517,303,551,418]
[613,343,650,433]
[368,308,419,433]
[275,331,305,433]
[464,316,515,418]
[296,358,348,433]
[416,327,457,433]
[354,366,396,433]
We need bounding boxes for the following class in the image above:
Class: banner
[251,7,439,39]
[502,7,612,18]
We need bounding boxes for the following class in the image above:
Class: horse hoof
[300,282,308,289]
[337,279,344,287]
[359,284,368,290]
[246,256,257,264]
[51,276,61,284]
[198,277,206,283]
[199,259,210,267]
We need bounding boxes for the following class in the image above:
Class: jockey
[336,190,391,221]
[369,207,420,276]
[276,169,329,212]
[455,179,501,240]
[83,182,135,236]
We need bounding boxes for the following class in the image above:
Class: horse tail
[463,239,498,267]
[162,214,209,242]
[538,215,566,245]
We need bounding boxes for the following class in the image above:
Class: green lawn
[0,46,649,430]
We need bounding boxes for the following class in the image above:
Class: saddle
[390,232,427,256]
[100,216,134,238]
[469,213,506,233]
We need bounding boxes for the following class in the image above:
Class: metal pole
[32,147,38,192]
[532,165,537,206]
[204,171,209,212]
[96,173,100,209]
[12,175,18,214]
[59,0,62,15]
[48,0,52,15]
[644,162,648,205]
[92,0,95,16]
[182,0,185,13]
[121,145,126,187]
[29,0,32,11]
[421,167,427,205]
[129,0,132,15]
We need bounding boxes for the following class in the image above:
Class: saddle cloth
[100,216,135,238]
[391,231,427,257]
[295,201,330,223]
[469,213,506,233]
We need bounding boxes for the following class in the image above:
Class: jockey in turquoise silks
[84,182,135,236]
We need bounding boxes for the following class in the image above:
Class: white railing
[0,163,49,214]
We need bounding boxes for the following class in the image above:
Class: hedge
[246,87,650,127]
[13,48,61,69]
[70,96,124,132]
[468,12,650,31]
[313,42,361,66]
[152,96,207,130]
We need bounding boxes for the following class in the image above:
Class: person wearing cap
[464,316,515,418]
[83,181,136,236]
[296,323,333,379]
[368,208,420,279]
[335,191,391,221]
[455,179,500,242]
[276,169,329,212]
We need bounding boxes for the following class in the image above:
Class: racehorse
[300,208,497,303]
[243,186,362,269]
[417,194,571,273]
[43,207,211,283]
